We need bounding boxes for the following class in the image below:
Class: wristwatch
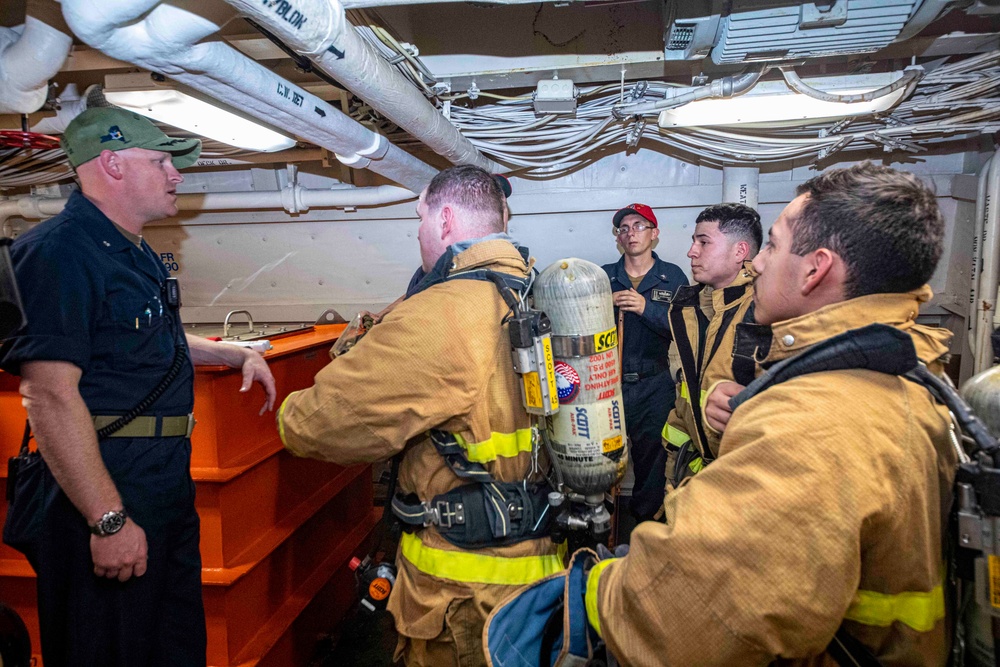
[89,509,128,537]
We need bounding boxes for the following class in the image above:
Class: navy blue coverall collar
[68,190,165,285]
[610,251,673,293]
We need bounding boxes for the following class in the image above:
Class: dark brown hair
[696,203,762,255]
[792,162,944,298]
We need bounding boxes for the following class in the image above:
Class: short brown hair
[696,203,762,255]
[792,163,944,298]
[424,165,505,233]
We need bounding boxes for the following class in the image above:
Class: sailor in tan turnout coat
[662,203,761,487]
[586,163,957,665]
[278,166,561,666]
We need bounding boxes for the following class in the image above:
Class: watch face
[101,511,127,535]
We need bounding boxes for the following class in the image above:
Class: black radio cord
[96,344,188,439]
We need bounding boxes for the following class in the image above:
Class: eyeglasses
[616,222,652,237]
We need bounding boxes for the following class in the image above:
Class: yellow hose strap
[454,428,534,464]
[585,558,618,638]
[843,585,945,632]
[688,457,704,474]
[276,391,299,450]
[662,423,691,448]
[400,532,567,586]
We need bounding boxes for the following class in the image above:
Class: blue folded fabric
[486,548,596,667]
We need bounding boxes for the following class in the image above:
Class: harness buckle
[424,500,465,528]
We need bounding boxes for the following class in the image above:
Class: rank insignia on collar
[651,289,673,302]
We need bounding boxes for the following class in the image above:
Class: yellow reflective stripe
[662,423,691,448]
[400,531,566,585]
[454,428,534,464]
[276,391,299,449]
[677,383,707,406]
[688,457,704,474]
[585,558,618,638]
[844,585,945,632]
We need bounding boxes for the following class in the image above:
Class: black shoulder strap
[668,289,712,457]
[704,290,745,372]
[407,245,532,301]
[730,302,757,387]
[730,324,919,412]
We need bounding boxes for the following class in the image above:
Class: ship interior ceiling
[0,0,999,378]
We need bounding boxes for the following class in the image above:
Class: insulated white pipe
[29,96,88,134]
[975,148,1000,373]
[220,0,500,172]
[0,196,68,229]
[970,154,994,356]
[0,184,415,227]
[59,0,437,192]
[342,0,562,6]
[0,1,74,113]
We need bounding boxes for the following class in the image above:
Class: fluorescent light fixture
[103,73,296,152]
[657,73,908,128]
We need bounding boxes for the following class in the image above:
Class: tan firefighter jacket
[587,286,957,666]
[662,263,756,475]
[277,240,563,653]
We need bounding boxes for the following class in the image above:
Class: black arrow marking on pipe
[327,44,345,59]
[315,107,326,117]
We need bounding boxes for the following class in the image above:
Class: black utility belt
[92,414,195,438]
[622,367,669,383]
[391,481,553,550]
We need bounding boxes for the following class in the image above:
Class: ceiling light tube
[104,73,296,152]
[657,73,909,129]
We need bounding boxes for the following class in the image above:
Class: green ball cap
[61,107,202,170]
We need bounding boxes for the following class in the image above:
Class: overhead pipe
[0,195,68,230]
[59,0,437,192]
[975,148,1000,373]
[0,0,74,113]
[219,0,500,172]
[0,184,416,228]
[970,154,994,357]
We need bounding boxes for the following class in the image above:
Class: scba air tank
[533,258,627,498]
[959,364,1000,667]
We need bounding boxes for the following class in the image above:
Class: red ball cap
[613,203,658,228]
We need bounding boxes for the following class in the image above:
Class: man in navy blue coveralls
[0,108,276,667]
[602,204,686,523]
